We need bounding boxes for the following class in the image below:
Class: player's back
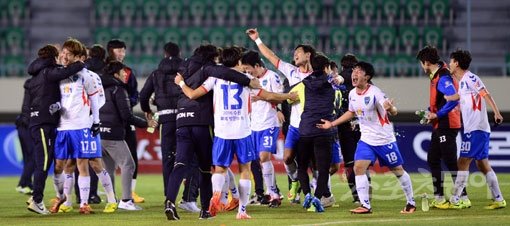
[458,71,490,133]
[58,69,99,130]
[348,85,396,145]
[203,76,255,139]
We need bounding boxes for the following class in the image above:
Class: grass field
[0,172,509,226]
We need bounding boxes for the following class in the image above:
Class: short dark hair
[104,61,126,76]
[38,45,59,59]
[416,45,440,64]
[164,42,180,57]
[340,53,358,68]
[107,39,126,50]
[241,50,263,67]
[311,53,330,72]
[89,44,106,60]
[354,61,375,82]
[221,46,243,68]
[193,44,219,63]
[330,61,338,70]
[295,44,316,59]
[450,49,472,70]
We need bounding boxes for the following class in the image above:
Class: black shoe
[165,200,180,220]
[89,195,101,204]
[260,194,271,205]
[199,210,213,219]
[268,198,281,208]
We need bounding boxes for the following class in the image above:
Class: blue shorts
[331,139,342,164]
[55,128,102,160]
[212,135,255,167]
[354,140,403,168]
[284,125,300,150]
[251,127,280,156]
[460,131,490,160]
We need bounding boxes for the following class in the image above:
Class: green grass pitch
[0,172,509,226]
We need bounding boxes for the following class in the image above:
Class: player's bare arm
[174,73,208,100]
[246,28,280,67]
[317,111,356,129]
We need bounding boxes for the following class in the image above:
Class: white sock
[261,161,277,198]
[397,171,415,206]
[311,171,318,192]
[328,174,331,192]
[238,179,251,214]
[284,160,298,181]
[131,179,137,192]
[78,176,90,207]
[227,168,239,199]
[53,173,64,199]
[486,171,504,202]
[355,175,371,209]
[97,169,116,203]
[451,171,469,204]
[220,173,229,205]
[211,173,225,194]
[63,173,74,206]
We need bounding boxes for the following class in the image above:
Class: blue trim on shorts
[212,136,255,167]
[460,130,490,160]
[354,140,403,168]
[251,127,280,157]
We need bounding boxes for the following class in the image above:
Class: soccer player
[26,44,85,214]
[246,28,314,203]
[318,62,416,214]
[416,46,469,209]
[444,49,506,209]
[15,77,35,195]
[241,50,284,207]
[100,61,152,211]
[176,46,296,219]
[106,39,144,203]
[139,42,200,212]
[53,39,117,214]
[164,44,259,221]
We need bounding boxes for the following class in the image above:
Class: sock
[435,195,445,202]
[238,179,251,214]
[63,173,74,206]
[211,173,225,194]
[284,160,298,181]
[355,175,371,209]
[97,169,116,203]
[78,176,90,207]
[486,171,504,202]
[53,173,64,199]
[227,168,239,199]
[261,161,277,198]
[220,173,229,205]
[397,171,415,206]
[451,171,469,204]
[131,179,137,192]
[311,171,318,192]
[327,174,331,193]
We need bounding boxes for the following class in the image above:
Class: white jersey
[202,75,259,139]
[251,69,283,131]
[458,71,490,133]
[58,68,104,131]
[348,85,396,146]
[277,60,312,128]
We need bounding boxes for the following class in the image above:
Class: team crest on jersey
[460,81,465,89]
[63,84,72,93]
[364,96,371,105]
[262,79,268,86]
[71,74,80,82]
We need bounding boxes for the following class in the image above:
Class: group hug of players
[17,27,505,220]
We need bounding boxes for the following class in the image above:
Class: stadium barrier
[1,123,509,176]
